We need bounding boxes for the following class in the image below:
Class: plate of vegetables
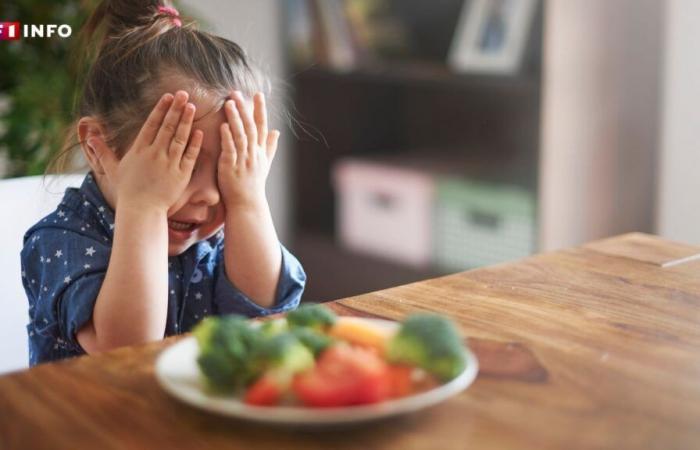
[155,305,478,426]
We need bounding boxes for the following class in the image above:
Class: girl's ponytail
[78,1,182,64]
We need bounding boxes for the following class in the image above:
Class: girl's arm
[77,91,202,353]
[217,92,282,308]
[76,204,169,352]
[222,198,281,309]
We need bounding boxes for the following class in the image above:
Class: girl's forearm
[223,200,282,309]
[89,203,169,350]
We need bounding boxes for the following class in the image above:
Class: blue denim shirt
[20,173,305,366]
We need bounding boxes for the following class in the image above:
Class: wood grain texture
[583,232,700,266]
[1,233,699,450]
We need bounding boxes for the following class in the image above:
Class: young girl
[20,1,306,366]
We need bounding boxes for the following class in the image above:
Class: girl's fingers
[153,90,189,151]
[180,129,203,173]
[266,129,280,163]
[169,102,196,160]
[134,93,174,148]
[232,91,257,151]
[220,122,237,167]
[224,99,247,162]
[88,136,119,177]
[253,92,268,147]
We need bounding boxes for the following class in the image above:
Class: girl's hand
[88,90,203,212]
[218,91,280,210]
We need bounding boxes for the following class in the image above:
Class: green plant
[0,0,94,177]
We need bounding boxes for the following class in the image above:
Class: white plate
[155,318,479,426]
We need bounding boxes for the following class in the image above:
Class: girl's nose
[189,175,220,206]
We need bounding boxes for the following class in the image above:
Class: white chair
[0,173,86,374]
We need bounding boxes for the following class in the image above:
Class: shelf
[290,233,442,303]
[335,151,539,191]
[290,63,540,94]
[288,2,545,292]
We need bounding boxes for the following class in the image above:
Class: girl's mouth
[167,219,200,240]
[168,219,197,231]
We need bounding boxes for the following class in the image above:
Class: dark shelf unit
[290,62,540,92]
[288,3,545,303]
[289,233,442,303]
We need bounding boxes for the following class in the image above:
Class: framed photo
[448,0,538,74]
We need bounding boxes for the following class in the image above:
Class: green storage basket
[434,178,536,271]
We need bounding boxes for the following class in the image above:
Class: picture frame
[448,0,538,74]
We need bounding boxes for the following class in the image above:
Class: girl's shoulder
[20,185,114,294]
[22,175,115,250]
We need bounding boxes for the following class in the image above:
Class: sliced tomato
[244,373,283,406]
[292,344,391,407]
[292,369,355,407]
[386,365,414,398]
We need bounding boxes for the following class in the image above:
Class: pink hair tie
[157,5,182,27]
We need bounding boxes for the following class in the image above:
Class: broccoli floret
[193,315,265,392]
[286,304,337,331]
[197,348,237,392]
[251,332,315,376]
[259,318,289,338]
[386,314,467,382]
[192,316,218,349]
[291,327,335,356]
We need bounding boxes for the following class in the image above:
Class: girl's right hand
[88,90,202,212]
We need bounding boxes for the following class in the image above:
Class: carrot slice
[328,317,396,355]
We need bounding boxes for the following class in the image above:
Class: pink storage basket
[332,158,434,267]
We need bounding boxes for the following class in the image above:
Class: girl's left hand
[218,91,280,210]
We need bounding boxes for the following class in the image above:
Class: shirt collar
[79,172,116,237]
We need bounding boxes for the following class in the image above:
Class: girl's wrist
[223,191,268,213]
[116,199,170,223]
[224,194,269,218]
[117,197,170,216]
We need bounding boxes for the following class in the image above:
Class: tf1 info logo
[0,22,73,40]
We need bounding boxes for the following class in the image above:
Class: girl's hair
[48,0,269,173]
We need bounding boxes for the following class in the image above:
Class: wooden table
[1,233,699,450]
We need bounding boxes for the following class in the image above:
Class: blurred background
[0,0,696,311]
